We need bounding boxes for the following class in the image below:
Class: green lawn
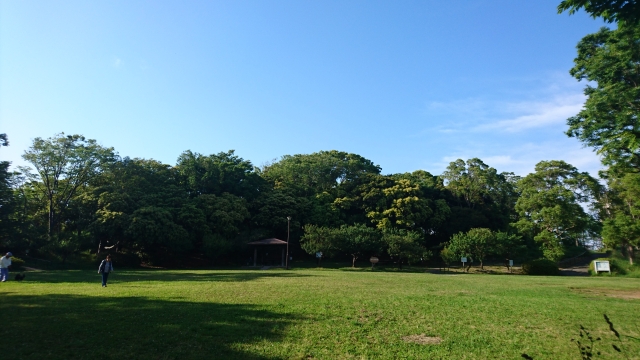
[2,269,639,359]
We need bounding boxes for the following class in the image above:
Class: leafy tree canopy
[514,160,600,261]
[558,0,640,24]
[566,25,640,173]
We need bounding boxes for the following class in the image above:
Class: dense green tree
[176,150,265,200]
[493,232,525,261]
[0,134,18,250]
[600,172,640,264]
[300,223,382,267]
[558,0,640,24]
[337,224,384,268]
[440,158,519,239]
[299,224,339,264]
[445,228,495,270]
[126,206,191,261]
[195,193,250,260]
[21,133,115,240]
[262,151,381,197]
[514,160,601,261]
[439,246,458,268]
[252,188,304,237]
[261,151,381,231]
[90,157,187,260]
[334,173,450,235]
[565,25,640,173]
[383,228,427,268]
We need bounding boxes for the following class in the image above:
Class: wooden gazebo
[247,238,287,267]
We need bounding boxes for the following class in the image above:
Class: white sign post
[461,257,467,272]
[593,260,611,274]
[508,259,514,273]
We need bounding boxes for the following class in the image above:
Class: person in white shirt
[0,252,12,282]
[98,254,114,287]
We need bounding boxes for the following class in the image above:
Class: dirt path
[559,253,606,276]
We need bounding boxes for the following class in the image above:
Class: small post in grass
[370,256,379,271]
[508,259,513,273]
[461,257,467,272]
[286,216,291,270]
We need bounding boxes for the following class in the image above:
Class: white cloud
[432,141,602,177]
[473,94,585,133]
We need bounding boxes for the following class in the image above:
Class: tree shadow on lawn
[0,292,297,360]
[24,270,316,284]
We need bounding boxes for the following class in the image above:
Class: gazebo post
[253,247,257,267]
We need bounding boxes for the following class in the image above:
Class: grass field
[2,268,639,359]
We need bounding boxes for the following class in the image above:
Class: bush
[521,259,559,275]
[9,256,25,270]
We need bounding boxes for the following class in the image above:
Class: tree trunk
[480,260,483,270]
[48,197,54,241]
[627,245,635,265]
[352,255,357,268]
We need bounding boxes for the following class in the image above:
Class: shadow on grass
[23,270,315,284]
[0,293,297,360]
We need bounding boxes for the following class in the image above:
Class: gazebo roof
[247,238,287,245]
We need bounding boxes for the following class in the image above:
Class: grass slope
[2,269,639,359]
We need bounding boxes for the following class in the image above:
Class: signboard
[369,257,379,264]
[316,252,323,259]
[461,257,467,263]
[509,260,514,267]
[594,260,611,274]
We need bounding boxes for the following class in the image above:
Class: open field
[2,269,639,359]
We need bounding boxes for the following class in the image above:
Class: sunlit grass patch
[1,269,639,359]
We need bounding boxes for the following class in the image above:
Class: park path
[559,252,606,276]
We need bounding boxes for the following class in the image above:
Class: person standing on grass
[98,254,114,287]
[0,252,12,282]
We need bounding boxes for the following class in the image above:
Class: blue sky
[0,0,607,176]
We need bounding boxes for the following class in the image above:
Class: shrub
[9,256,25,270]
[521,259,559,275]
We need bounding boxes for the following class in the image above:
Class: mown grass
[2,269,639,359]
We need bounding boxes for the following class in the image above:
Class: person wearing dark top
[98,254,114,287]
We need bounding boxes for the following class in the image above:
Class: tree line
[0,133,613,267]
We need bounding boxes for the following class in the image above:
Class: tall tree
[90,157,188,260]
[514,160,601,261]
[564,25,640,173]
[0,134,17,249]
[176,150,265,200]
[599,172,640,264]
[21,134,115,241]
[440,158,519,238]
[262,150,381,196]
